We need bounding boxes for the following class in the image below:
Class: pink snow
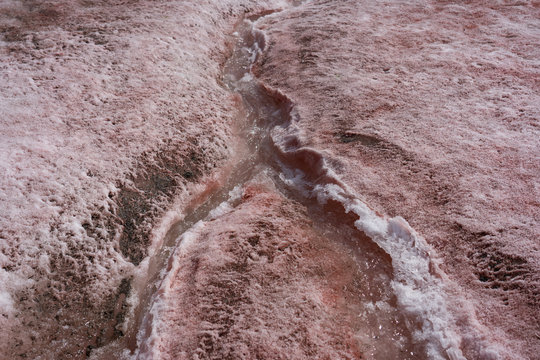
[0,0,538,359]
[254,0,540,358]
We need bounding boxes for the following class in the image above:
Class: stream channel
[97,5,456,359]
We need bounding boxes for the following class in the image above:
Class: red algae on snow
[136,175,423,359]
[1,0,538,359]
[0,0,290,358]
[254,0,540,358]
[132,9,506,359]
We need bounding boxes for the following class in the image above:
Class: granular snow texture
[1,0,539,359]
[139,177,412,360]
[254,0,540,358]
[0,0,287,358]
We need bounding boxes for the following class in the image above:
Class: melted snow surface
[1,0,538,359]
[133,12,508,360]
[255,0,540,358]
[0,0,288,358]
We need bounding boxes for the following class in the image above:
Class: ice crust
[0,0,290,358]
[255,0,540,358]
[1,0,538,358]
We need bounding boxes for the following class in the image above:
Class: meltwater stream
[213,16,465,360]
[98,6,471,360]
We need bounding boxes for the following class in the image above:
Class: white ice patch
[0,266,34,319]
[249,26,264,66]
[239,73,253,83]
[207,185,243,220]
[0,288,14,315]
[278,166,311,198]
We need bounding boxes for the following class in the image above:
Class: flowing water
[97,6,463,360]
[212,17,426,359]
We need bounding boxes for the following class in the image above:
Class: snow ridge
[250,15,505,360]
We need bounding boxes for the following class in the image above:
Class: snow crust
[134,174,415,359]
[0,0,289,358]
[255,0,540,357]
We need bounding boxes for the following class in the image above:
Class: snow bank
[255,0,540,357]
[0,0,289,358]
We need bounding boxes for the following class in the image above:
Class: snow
[312,182,467,359]
[134,174,419,359]
[137,220,206,360]
[207,185,244,220]
[1,0,538,358]
[0,0,290,358]
[256,0,540,357]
